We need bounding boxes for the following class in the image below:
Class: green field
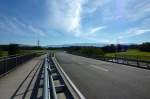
[0,50,31,57]
[0,51,8,57]
[0,50,48,57]
[105,49,150,61]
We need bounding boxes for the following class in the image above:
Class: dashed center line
[90,65,109,72]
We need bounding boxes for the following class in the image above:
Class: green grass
[105,49,150,60]
[0,50,30,57]
[0,50,48,57]
[0,51,8,57]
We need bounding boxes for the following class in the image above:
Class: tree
[102,44,116,53]
[79,47,105,57]
[0,51,2,57]
[8,44,20,55]
[139,42,150,52]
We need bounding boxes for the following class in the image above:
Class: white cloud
[28,25,46,36]
[47,0,149,30]
[47,0,84,36]
[89,26,106,34]
[119,0,150,21]
[46,0,108,37]
[127,28,150,35]
[0,17,46,36]
[45,0,150,43]
[119,27,150,39]
[83,0,109,14]
[99,0,150,22]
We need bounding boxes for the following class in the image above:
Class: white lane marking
[90,65,109,72]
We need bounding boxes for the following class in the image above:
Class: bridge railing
[0,53,37,75]
[69,51,150,69]
[90,55,150,69]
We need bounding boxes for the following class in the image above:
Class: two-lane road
[56,52,150,99]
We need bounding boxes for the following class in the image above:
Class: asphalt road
[56,52,150,99]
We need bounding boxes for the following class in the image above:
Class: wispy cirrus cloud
[46,0,108,37]
[0,17,46,36]
[28,25,46,36]
[101,0,150,21]
[127,28,150,35]
[89,26,106,34]
[46,0,150,34]
[119,27,150,39]
[83,0,109,14]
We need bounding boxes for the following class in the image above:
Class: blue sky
[0,0,150,46]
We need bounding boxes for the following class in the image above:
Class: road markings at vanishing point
[90,65,109,72]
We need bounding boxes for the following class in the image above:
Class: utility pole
[37,40,40,48]
[115,39,119,57]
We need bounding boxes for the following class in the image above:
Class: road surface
[56,52,150,99]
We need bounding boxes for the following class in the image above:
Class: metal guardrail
[84,55,150,69]
[0,53,36,75]
[43,53,85,99]
[44,58,51,99]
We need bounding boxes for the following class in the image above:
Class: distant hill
[47,43,108,48]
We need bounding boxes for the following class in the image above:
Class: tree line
[0,44,44,56]
[48,42,150,57]
[0,42,149,56]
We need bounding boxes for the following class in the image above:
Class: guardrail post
[147,63,150,69]
[116,56,119,63]
[16,56,17,67]
[5,57,7,74]
[126,57,128,65]
[137,57,140,67]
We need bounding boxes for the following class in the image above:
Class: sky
[0,0,150,46]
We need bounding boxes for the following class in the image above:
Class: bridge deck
[0,55,45,99]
